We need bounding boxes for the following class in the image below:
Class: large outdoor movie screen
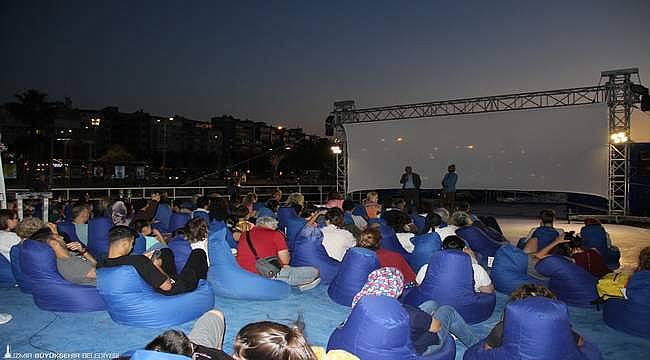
[344,104,608,197]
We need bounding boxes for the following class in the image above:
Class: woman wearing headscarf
[352,267,479,356]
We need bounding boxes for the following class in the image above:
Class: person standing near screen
[400,166,421,213]
[441,164,458,210]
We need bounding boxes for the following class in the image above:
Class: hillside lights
[610,132,629,144]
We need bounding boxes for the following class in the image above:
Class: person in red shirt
[236,216,320,291]
[534,231,611,278]
[357,226,416,284]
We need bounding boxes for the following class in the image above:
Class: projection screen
[344,103,608,198]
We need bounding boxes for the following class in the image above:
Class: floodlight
[331,145,342,154]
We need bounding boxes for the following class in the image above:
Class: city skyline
[1,0,649,136]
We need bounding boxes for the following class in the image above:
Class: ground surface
[1,218,649,360]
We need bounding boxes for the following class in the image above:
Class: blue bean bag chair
[580,224,620,269]
[285,216,307,253]
[403,250,495,324]
[169,213,191,233]
[464,297,601,360]
[153,203,173,233]
[603,270,650,338]
[455,226,502,260]
[328,247,380,306]
[88,216,113,260]
[208,220,237,249]
[20,240,106,312]
[0,253,15,285]
[167,236,192,273]
[10,244,31,293]
[206,227,290,300]
[291,225,341,284]
[520,226,559,250]
[277,206,297,233]
[129,350,189,360]
[133,234,147,255]
[379,224,410,256]
[96,265,214,327]
[256,206,275,219]
[410,213,426,234]
[406,232,442,273]
[328,295,455,360]
[57,221,80,243]
[352,204,368,218]
[535,255,597,308]
[491,245,545,295]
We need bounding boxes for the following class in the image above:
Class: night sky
[1,0,649,135]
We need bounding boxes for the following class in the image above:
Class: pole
[0,133,6,209]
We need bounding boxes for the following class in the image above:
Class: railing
[6,184,338,204]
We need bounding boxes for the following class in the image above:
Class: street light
[330,145,342,154]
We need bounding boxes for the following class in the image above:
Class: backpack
[593,272,630,307]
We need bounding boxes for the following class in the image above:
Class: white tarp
[344,103,608,197]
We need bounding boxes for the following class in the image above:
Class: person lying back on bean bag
[31,227,98,286]
[98,225,207,295]
[533,231,611,279]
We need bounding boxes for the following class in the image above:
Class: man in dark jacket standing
[400,166,421,213]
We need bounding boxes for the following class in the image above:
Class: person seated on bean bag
[356,227,416,284]
[352,267,479,356]
[236,216,320,291]
[31,227,98,286]
[580,218,620,269]
[234,320,359,360]
[455,202,507,243]
[534,231,611,278]
[452,212,502,262]
[603,247,650,338]
[130,219,165,253]
[383,206,418,254]
[0,209,21,263]
[59,203,91,245]
[342,200,368,238]
[98,225,207,295]
[482,284,588,351]
[321,208,357,262]
[184,217,210,265]
[121,310,234,360]
[416,236,494,294]
[192,196,212,222]
[521,209,565,252]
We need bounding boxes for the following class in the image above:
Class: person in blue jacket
[441,164,458,211]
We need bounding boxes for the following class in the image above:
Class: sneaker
[297,277,321,292]
[0,313,12,325]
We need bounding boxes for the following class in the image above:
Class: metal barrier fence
[6,184,339,204]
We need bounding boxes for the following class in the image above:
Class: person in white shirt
[320,208,357,262]
[185,217,210,265]
[416,235,494,294]
[0,210,21,261]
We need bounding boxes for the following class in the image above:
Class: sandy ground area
[498,217,650,272]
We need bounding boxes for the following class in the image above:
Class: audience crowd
[0,188,646,359]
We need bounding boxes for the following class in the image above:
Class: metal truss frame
[330,69,642,214]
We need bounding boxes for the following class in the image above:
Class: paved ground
[497,217,650,271]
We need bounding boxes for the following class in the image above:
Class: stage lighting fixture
[610,131,629,144]
[331,145,342,154]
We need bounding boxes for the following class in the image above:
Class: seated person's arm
[138,254,174,292]
[534,233,569,260]
[277,249,290,267]
[523,237,539,254]
[66,242,98,265]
